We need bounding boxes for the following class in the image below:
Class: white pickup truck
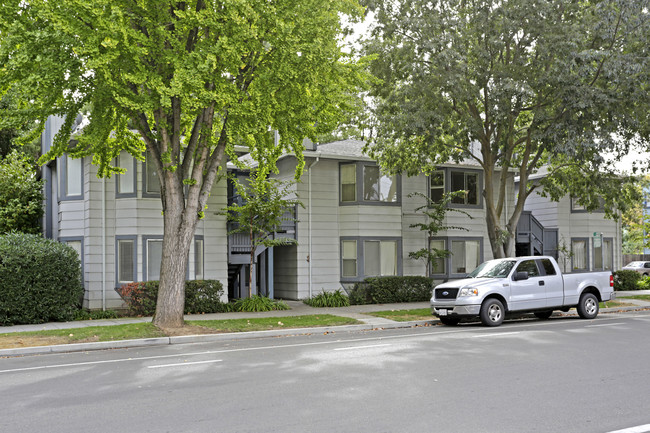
[430,256,615,326]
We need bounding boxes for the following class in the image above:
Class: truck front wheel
[480,298,505,327]
[577,293,599,320]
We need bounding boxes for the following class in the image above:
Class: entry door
[509,260,547,311]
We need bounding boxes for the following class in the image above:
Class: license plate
[438,309,448,316]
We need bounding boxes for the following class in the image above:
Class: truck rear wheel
[480,298,505,327]
[577,293,599,320]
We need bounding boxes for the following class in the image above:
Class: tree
[408,191,470,276]
[0,91,39,159]
[0,0,365,328]
[223,169,301,298]
[622,176,650,254]
[0,150,45,234]
[363,0,650,259]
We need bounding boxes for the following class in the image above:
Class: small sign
[593,232,602,248]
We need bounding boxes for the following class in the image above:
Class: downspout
[102,177,106,311]
[308,154,321,300]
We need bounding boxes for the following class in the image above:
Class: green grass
[188,315,358,332]
[367,308,433,322]
[619,295,650,301]
[600,300,636,308]
[0,315,360,349]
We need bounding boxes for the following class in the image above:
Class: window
[429,238,446,274]
[61,155,83,200]
[116,237,136,285]
[595,238,613,271]
[515,260,540,277]
[430,171,445,202]
[341,240,357,277]
[195,238,204,280]
[450,171,478,205]
[116,151,136,196]
[571,239,588,271]
[429,169,481,207]
[450,239,480,275]
[363,166,397,202]
[364,240,397,277]
[60,237,84,280]
[571,197,586,211]
[144,154,161,196]
[540,258,557,275]
[340,164,356,202]
[144,237,163,281]
[340,163,400,204]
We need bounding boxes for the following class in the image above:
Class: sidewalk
[2,292,649,357]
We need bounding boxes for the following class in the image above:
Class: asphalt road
[1,312,650,433]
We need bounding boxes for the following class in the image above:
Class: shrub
[232,295,289,312]
[303,289,350,308]
[613,270,642,291]
[0,233,84,325]
[117,280,229,316]
[637,276,650,290]
[349,276,435,305]
[0,151,45,235]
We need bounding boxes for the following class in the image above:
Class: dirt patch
[154,325,225,336]
[0,335,71,349]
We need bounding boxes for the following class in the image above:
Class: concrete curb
[0,320,437,358]
[2,305,648,358]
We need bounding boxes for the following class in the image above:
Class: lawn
[0,315,359,350]
[618,295,650,302]
[367,308,433,322]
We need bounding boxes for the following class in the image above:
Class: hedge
[613,270,642,291]
[0,233,83,325]
[348,276,435,305]
[117,279,229,316]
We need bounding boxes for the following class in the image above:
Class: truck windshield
[468,260,517,278]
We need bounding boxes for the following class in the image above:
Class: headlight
[459,287,479,297]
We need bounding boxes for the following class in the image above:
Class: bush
[0,233,84,325]
[613,270,642,291]
[0,151,45,235]
[348,276,435,305]
[117,280,229,316]
[637,276,650,290]
[303,289,350,308]
[232,295,289,312]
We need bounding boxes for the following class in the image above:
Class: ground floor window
[195,237,204,279]
[116,236,136,285]
[144,237,163,281]
[430,237,483,278]
[593,237,613,271]
[571,238,588,271]
[340,237,402,282]
[60,237,83,282]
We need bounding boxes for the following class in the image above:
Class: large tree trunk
[152,179,200,329]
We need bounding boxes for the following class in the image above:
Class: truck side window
[540,259,556,275]
[516,260,539,277]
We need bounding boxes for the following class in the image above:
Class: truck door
[510,259,547,311]
[538,258,564,307]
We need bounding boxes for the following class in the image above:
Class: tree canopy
[0,0,366,327]
[363,0,650,258]
[0,150,44,235]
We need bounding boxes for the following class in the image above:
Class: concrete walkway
[1,291,649,357]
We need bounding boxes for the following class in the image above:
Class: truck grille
[435,288,459,300]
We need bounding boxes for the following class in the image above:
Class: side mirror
[513,271,529,281]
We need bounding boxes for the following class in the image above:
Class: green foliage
[408,191,470,275]
[622,176,650,254]
[0,0,366,327]
[303,289,350,308]
[232,295,289,312]
[364,0,650,257]
[118,280,229,316]
[348,276,435,305]
[73,309,120,321]
[0,150,44,234]
[636,276,650,291]
[613,270,642,291]
[0,233,84,325]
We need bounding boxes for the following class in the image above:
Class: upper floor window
[116,151,136,197]
[61,155,83,200]
[429,168,481,208]
[571,197,604,213]
[340,163,400,205]
[144,153,161,197]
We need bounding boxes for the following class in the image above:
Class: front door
[509,259,547,311]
